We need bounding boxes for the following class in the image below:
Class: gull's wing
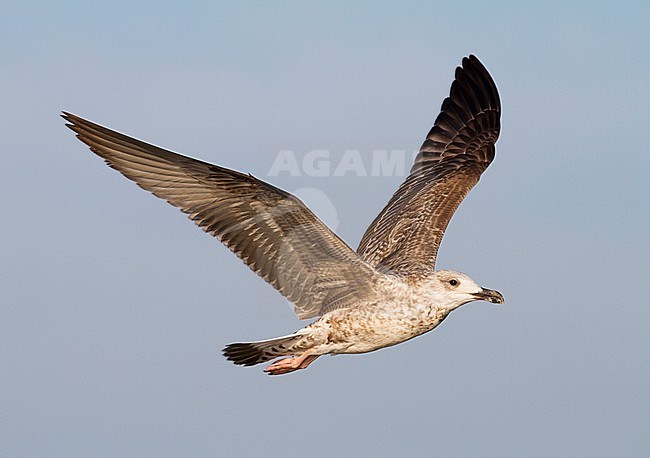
[357,55,501,279]
[63,113,383,319]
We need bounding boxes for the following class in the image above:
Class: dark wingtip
[461,54,500,111]
[61,111,81,132]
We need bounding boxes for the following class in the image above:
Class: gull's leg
[264,353,320,375]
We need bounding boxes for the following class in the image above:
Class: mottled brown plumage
[357,55,500,278]
[64,55,504,376]
[62,113,382,320]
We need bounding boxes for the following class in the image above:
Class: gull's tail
[222,334,301,366]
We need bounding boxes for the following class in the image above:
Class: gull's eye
[449,279,459,287]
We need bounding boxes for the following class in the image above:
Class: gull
[63,54,504,376]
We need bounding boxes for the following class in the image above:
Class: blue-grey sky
[2,1,649,456]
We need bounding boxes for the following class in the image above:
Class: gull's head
[424,270,505,309]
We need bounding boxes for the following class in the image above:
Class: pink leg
[264,353,320,375]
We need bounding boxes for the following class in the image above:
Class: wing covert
[357,55,501,279]
[63,113,382,319]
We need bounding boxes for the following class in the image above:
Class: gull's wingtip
[462,54,487,71]
[61,111,79,127]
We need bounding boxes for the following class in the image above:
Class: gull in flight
[63,54,504,375]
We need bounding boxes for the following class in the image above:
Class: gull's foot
[264,353,320,375]
[264,357,301,375]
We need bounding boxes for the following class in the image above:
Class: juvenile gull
[63,54,504,375]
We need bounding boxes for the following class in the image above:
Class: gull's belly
[306,303,450,355]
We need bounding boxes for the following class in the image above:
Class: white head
[423,270,505,311]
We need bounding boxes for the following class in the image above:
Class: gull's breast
[308,299,449,355]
